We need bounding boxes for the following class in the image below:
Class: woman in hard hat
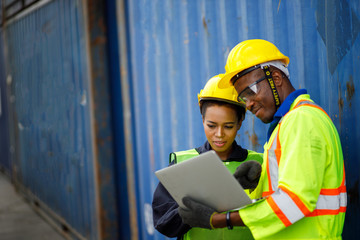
[152,74,263,240]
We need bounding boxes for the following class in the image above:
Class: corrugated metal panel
[0,29,11,173]
[105,0,137,239]
[85,0,123,239]
[123,0,359,239]
[3,0,99,239]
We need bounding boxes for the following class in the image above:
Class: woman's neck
[216,145,233,161]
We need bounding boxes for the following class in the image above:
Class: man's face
[233,68,277,123]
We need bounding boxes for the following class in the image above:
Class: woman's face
[202,104,241,160]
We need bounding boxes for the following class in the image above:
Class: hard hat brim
[199,97,246,109]
[217,70,239,89]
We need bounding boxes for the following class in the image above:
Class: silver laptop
[155,150,252,212]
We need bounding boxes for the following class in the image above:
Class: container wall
[0,29,11,174]
[3,0,99,239]
[85,0,124,238]
[122,0,359,239]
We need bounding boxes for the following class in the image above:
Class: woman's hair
[200,100,246,122]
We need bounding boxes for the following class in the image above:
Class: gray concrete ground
[0,172,64,240]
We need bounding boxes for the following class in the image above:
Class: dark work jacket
[152,141,249,239]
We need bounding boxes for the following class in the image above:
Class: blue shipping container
[117,0,360,239]
[2,0,100,239]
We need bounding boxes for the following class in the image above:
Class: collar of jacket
[195,141,248,162]
[267,89,307,141]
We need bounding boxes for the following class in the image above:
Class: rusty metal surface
[85,0,122,239]
[3,0,100,239]
[107,0,139,239]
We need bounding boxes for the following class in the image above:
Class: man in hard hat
[178,39,347,239]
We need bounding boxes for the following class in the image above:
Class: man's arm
[178,197,245,230]
[211,212,245,228]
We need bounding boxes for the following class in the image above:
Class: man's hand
[178,197,217,229]
[234,160,262,189]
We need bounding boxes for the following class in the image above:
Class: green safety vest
[170,148,263,240]
[239,94,346,239]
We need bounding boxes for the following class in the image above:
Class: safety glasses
[237,76,266,102]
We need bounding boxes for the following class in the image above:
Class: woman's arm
[152,182,191,237]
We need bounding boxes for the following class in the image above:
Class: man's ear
[272,69,284,87]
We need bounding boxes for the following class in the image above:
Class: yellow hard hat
[218,39,289,88]
[198,74,246,108]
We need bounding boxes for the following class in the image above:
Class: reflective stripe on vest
[263,100,347,226]
[263,129,280,196]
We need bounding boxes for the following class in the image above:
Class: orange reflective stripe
[320,185,346,195]
[266,130,280,196]
[308,207,346,217]
[275,126,281,165]
[280,186,311,216]
[262,190,274,197]
[267,196,292,227]
[293,100,331,119]
[266,137,276,194]
[341,166,346,186]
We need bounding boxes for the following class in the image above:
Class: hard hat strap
[262,65,281,109]
[231,65,261,86]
